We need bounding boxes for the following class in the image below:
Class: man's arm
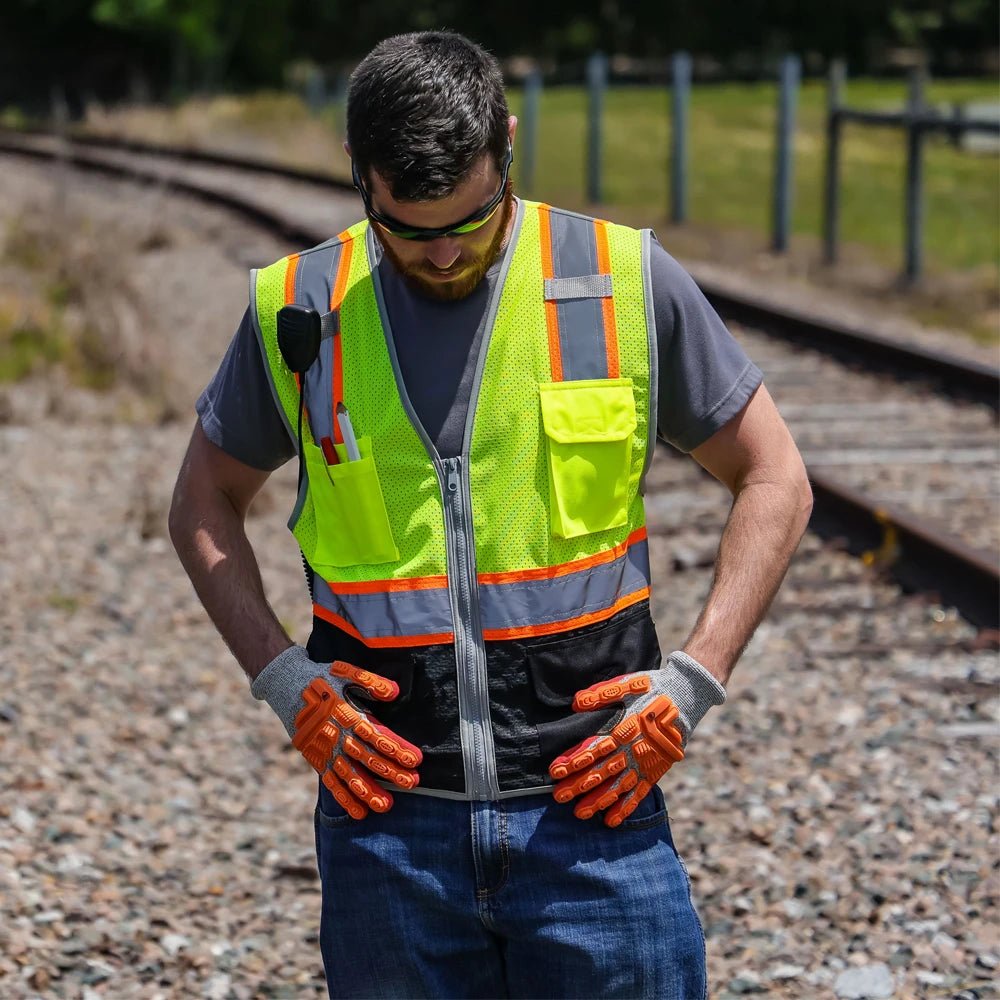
[168,421,293,681]
[682,383,813,686]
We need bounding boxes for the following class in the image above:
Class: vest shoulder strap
[251,222,370,436]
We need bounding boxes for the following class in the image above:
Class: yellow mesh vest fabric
[335,228,447,581]
[470,203,649,574]
[255,206,650,587]
[255,255,306,435]
[254,225,447,582]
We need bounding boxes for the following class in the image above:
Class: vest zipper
[440,455,499,800]
[367,218,525,801]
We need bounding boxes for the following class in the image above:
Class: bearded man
[170,29,812,1000]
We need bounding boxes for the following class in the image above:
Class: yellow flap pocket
[293,435,400,571]
[539,379,637,539]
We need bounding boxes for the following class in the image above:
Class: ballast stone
[834,963,895,999]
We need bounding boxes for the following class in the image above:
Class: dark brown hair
[346,31,510,201]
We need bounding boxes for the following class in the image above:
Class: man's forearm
[682,476,812,686]
[169,491,292,682]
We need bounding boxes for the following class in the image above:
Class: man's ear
[507,115,518,145]
[343,141,351,157]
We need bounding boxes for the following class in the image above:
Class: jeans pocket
[315,782,353,829]
[617,783,668,831]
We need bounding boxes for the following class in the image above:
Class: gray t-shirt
[197,232,762,468]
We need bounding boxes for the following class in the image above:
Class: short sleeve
[650,240,763,453]
[196,307,297,472]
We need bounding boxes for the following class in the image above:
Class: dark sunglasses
[352,142,513,241]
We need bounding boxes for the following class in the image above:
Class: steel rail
[1,131,995,629]
[697,285,1000,410]
[6,125,996,406]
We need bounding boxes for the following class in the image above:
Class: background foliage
[1,0,997,110]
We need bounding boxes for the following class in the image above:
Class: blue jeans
[313,780,707,999]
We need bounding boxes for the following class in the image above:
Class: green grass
[0,320,65,382]
[507,79,999,275]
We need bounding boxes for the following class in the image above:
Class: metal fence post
[903,66,927,283]
[305,65,327,116]
[586,52,607,204]
[822,58,846,265]
[670,51,691,224]
[520,68,542,197]
[330,70,349,140]
[772,53,801,253]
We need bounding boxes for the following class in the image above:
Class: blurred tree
[0,0,995,111]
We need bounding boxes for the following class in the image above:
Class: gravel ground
[1,159,997,1000]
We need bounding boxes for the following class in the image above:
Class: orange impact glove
[252,645,422,820]
[549,651,726,827]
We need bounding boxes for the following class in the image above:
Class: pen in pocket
[336,403,362,462]
[319,436,339,465]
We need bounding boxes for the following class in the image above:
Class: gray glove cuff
[653,650,727,744]
[250,644,324,738]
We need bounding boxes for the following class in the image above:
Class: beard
[377,186,514,302]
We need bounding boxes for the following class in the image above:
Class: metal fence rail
[822,65,999,283]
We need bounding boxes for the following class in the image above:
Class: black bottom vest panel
[307,599,663,795]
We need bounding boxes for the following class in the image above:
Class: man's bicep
[689,383,807,495]
[649,244,763,453]
[176,420,272,521]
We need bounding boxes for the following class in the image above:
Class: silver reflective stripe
[312,576,452,638]
[543,274,613,300]
[299,243,343,444]
[320,311,338,340]
[547,210,609,382]
[310,537,652,638]
[479,537,651,631]
[640,229,658,492]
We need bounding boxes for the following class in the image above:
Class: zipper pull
[447,463,460,495]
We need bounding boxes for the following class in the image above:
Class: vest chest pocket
[294,435,400,570]
[539,378,638,539]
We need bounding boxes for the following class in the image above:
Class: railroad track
[2,127,997,1000]
[1,127,996,632]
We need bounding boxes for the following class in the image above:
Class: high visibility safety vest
[251,199,664,800]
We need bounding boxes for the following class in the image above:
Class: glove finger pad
[574,673,650,710]
[322,771,368,821]
[330,661,399,701]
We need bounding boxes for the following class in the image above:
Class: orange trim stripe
[319,527,648,595]
[330,237,354,309]
[538,205,563,382]
[482,587,650,642]
[544,300,563,381]
[326,574,449,595]
[313,603,454,648]
[478,526,648,585]
[594,220,620,379]
[284,253,300,304]
[538,205,555,279]
[315,588,649,645]
[329,238,354,443]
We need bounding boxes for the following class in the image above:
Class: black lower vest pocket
[524,601,662,765]
[307,621,465,794]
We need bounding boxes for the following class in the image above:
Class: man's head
[346,31,516,301]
